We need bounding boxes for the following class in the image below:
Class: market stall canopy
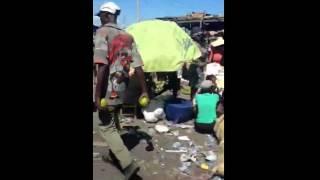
[126,20,201,72]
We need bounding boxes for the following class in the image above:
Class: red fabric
[213,53,223,63]
[209,47,223,64]
[108,34,133,65]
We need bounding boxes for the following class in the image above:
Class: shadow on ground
[102,126,154,180]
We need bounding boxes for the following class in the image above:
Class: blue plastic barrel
[165,98,193,123]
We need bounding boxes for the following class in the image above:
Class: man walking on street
[94,2,148,179]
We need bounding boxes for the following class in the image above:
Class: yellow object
[126,20,201,72]
[100,98,108,108]
[139,96,150,107]
[181,86,191,95]
[200,163,209,170]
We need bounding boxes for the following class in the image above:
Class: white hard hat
[97,2,121,15]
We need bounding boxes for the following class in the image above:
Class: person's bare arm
[95,64,109,110]
[135,66,148,98]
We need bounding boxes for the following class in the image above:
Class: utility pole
[136,0,140,22]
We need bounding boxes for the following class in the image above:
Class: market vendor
[208,36,224,65]
[193,80,220,134]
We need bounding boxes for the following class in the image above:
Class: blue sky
[93,0,224,27]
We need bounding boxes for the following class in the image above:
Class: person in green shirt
[193,80,220,134]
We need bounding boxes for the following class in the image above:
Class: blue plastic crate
[165,98,193,123]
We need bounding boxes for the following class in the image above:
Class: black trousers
[195,122,215,134]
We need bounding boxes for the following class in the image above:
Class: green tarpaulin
[126,20,201,72]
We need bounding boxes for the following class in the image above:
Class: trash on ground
[172,142,182,148]
[205,135,216,147]
[179,146,188,152]
[165,149,188,153]
[178,164,191,175]
[190,155,197,162]
[207,135,216,143]
[205,151,217,161]
[165,121,174,127]
[178,136,191,141]
[172,130,179,136]
[182,161,192,167]
[155,124,170,133]
[160,163,166,168]
[176,124,194,129]
[200,163,209,170]
[180,153,190,162]
[119,117,133,124]
[211,176,223,180]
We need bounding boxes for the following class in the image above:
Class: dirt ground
[93,109,222,180]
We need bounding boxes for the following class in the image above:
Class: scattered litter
[190,155,197,162]
[165,121,174,127]
[211,176,223,180]
[171,130,179,136]
[121,117,134,123]
[178,164,191,175]
[160,147,164,151]
[179,147,188,152]
[178,165,188,172]
[207,135,216,142]
[93,152,100,158]
[205,135,216,147]
[93,131,96,134]
[180,154,189,162]
[177,124,194,129]
[165,149,188,153]
[205,151,217,161]
[200,163,209,170]
[155,124,170,133]
[174,124,194,129]
[178,136,191,141]
[182,161,192,167]
[172,142,182,148]
[152,172,158,175]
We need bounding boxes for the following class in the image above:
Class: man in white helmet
[94,2,148,179]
